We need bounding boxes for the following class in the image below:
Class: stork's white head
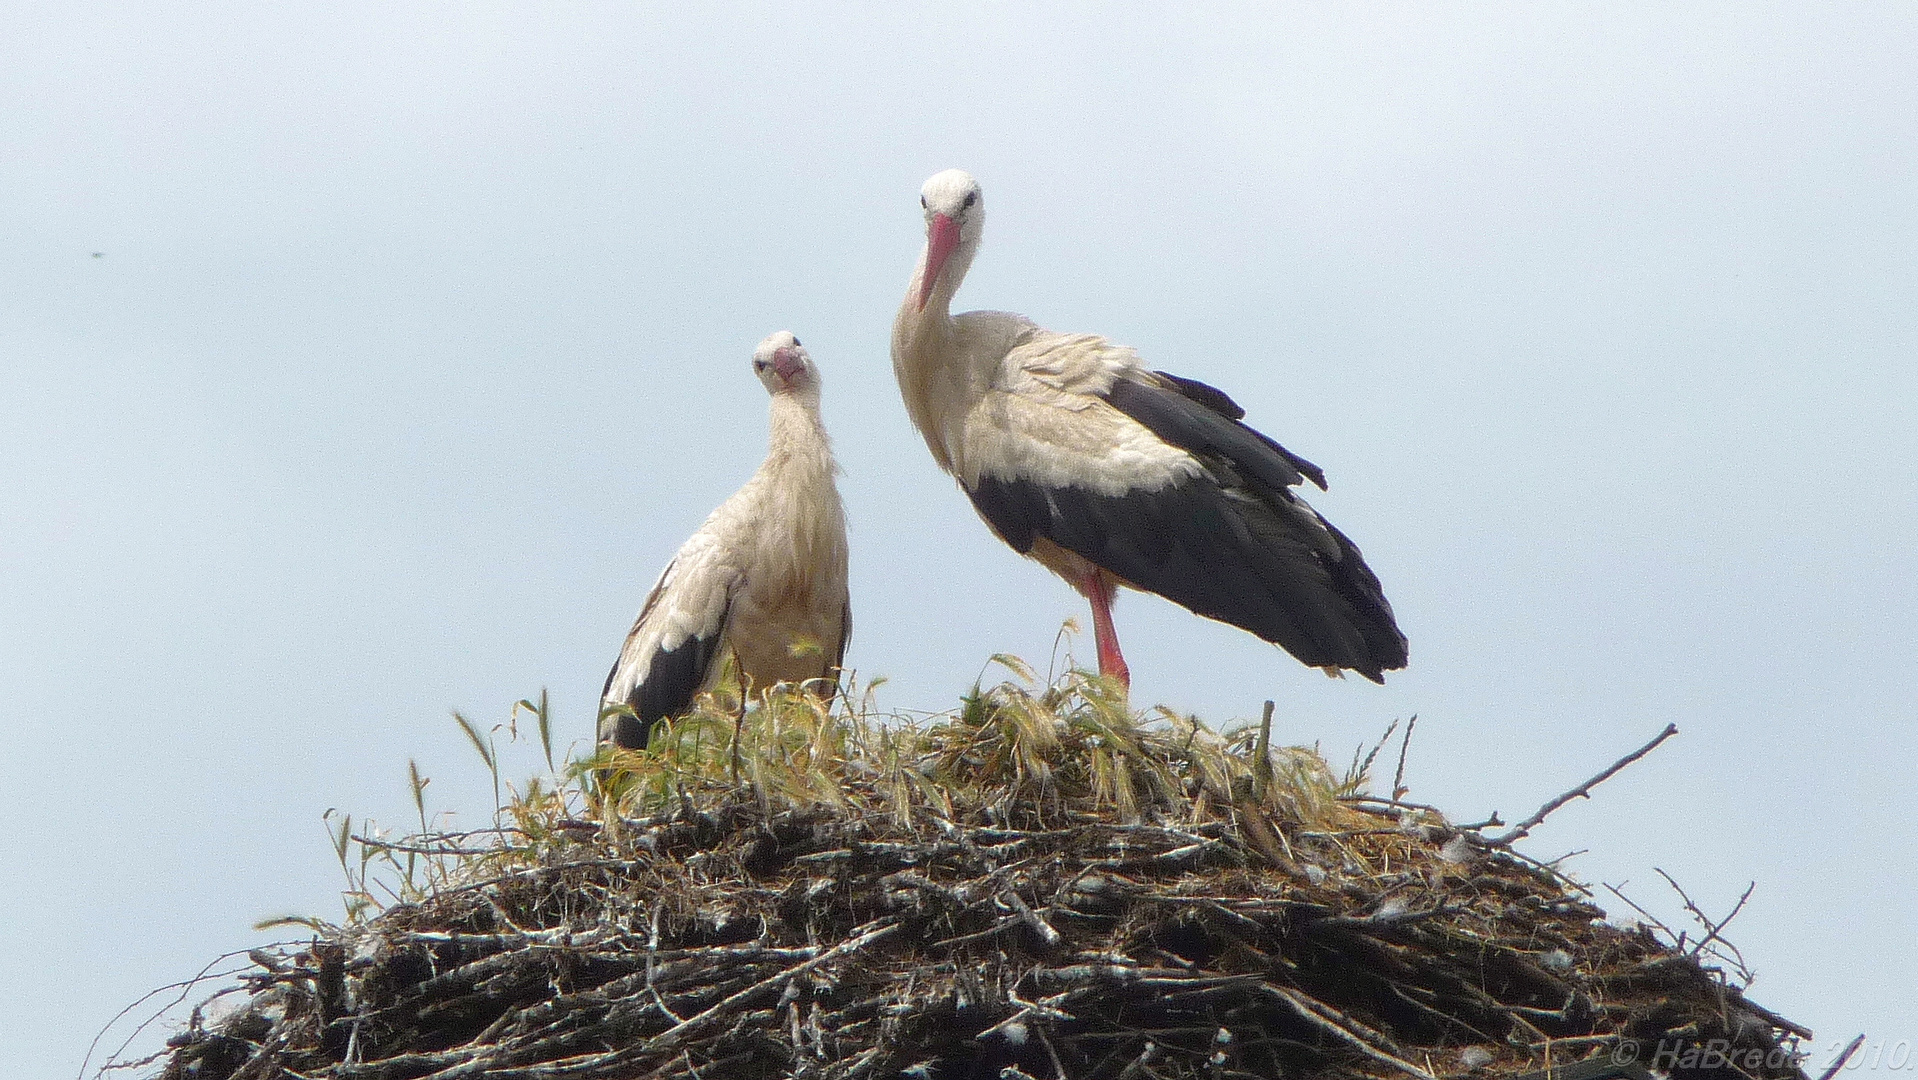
[751,330,819,397]
[917,168,984,311]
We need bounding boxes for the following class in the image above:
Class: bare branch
[1655,868,1757,982]
[1818,1035,1867,1080]
[1603,880,1682,946]
[1487,723,1678,848]
[1265,985,1439,1080]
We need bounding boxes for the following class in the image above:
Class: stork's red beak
[917,212,960,311]
[772,346,804,384]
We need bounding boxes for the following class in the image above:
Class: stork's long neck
[765,392,832,479]
[760,391,843,574]
[891,235,978,473]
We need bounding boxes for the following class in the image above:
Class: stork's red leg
[1079,570,1131,688]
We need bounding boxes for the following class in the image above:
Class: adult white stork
[890,169,1406,688]
[600,331,850,749]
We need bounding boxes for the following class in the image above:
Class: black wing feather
[966,374,1406,680]
[1151,370,1245,420]
[600,600,731,750]
[1118,373,1328,490]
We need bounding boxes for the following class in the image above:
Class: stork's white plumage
[600,331,850,749]
[891,169,1406,688]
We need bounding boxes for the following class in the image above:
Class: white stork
[600,331,851,749]
[890,169,1406,688]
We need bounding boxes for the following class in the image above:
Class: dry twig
[1486,724,1678,848]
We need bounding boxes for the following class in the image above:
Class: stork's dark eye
[963,191,977,208]
[753,360,769,371]
[920,195,928,209]
[791,336,801,346]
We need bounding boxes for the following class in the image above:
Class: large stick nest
[149,669,1810,1080]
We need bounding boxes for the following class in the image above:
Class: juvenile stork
[600,331,850,749]
[890,169,1406,688]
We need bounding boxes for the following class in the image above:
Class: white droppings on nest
[202,990,251,1029]
[1301,862,1327,884]
[1439,833,1477,865]
[1209,1026,1234,1068]
[1542,948,1576,972]
[1459,1045,1495,1071]
[1373,896,1408,920]
[254,997,287,1025]
[349,932,381,965]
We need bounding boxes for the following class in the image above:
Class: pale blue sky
[4,4,1913,1075]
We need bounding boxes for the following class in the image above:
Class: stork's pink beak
[917,212,961,311]
[772,346,804,384]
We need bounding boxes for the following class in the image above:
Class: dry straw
[128,662,1810,1080]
